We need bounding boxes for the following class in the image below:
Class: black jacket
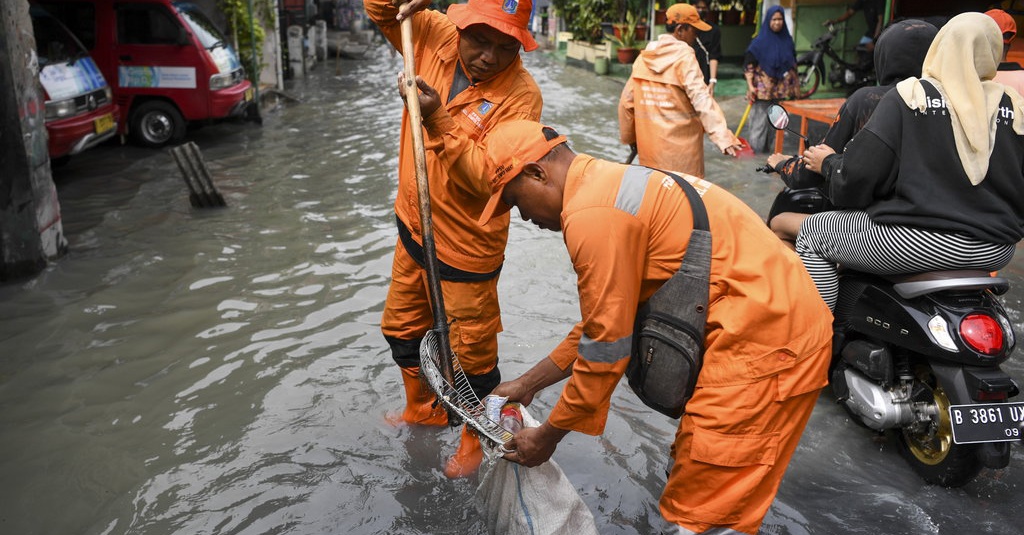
[827,80,1024,244]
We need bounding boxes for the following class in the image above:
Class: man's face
[458,24,522,83]
[678,24,698,45]
[695,1,710,20]
[501,168,563,232]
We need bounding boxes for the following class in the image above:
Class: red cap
[448,0,538,52]
[666,3,711,32]
[478,120,566,225]
[985,9,1016,45]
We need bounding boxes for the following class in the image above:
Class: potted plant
[559,0,614,43]
[610,10,642,63]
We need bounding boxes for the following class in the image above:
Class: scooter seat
[887,270,1009,298]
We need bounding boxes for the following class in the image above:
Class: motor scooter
[796,23,875,99]
[762,104,1022,487]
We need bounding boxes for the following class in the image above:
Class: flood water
[1,42,1023,535]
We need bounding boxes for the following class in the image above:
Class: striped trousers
[796,210,1016,310]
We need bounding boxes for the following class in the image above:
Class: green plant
[556,0,615,43]
[220,0,276,85]
[609,10,640,49]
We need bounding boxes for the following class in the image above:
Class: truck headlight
[210,68,245,90]
[210,71,235,90]
[45,98,76,121]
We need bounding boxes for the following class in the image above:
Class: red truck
[31,4,120,163]
[34,0,254,148]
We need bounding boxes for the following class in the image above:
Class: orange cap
[985,9,1016,45]
[478,120,566,225]
[448,0,538,52]
[666,3,711,32]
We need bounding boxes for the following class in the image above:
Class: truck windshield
[30,6,88,67]
[174,3,227,50]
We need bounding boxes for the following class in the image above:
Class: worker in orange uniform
[986,9,1024,97]
[364,0,543,478]
[480,120,833,534]
[618,3,743,178]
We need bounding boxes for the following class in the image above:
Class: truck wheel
[129,101,185,148]
[895,365,982,487]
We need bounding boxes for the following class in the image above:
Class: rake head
[419,329,514,447]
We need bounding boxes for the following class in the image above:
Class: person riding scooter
[766,19,937,249]
[795,13,1024,310]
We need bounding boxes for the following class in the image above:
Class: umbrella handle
[736,100,752,137]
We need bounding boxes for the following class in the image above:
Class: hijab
[896,12,1024,185]
[745,5,795,80]
[873,19,937,86]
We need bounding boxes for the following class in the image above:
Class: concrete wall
[0,0,68,281]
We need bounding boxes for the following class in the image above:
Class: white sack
[474,407,600,535]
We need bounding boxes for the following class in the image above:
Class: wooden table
[774,98,846,154]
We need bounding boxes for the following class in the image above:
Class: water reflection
[0,40,1020,535]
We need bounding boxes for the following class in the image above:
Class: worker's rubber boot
[444,425,484,479]
[385,366,448,427]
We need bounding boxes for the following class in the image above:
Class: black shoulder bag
[626,172,711,419]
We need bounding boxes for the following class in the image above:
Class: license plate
[949,402,1024,444]
[93,113,115,134]
[245,87,254,101]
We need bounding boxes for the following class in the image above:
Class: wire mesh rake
[419,329,515,447]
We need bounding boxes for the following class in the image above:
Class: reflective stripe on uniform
[578,332,632,363]
[674,525,749,535]
[614,166,654,216]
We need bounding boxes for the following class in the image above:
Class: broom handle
[736,100,752,137]
[400,16,459,391]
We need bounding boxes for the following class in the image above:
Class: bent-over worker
[482,120,833,534]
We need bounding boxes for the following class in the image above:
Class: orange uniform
[365,0,542,383]
[619,35,738,178]
[546,156,832,533]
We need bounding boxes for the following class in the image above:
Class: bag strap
[636,167,712,326]
[658,170,710,233]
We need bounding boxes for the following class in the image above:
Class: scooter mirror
[766,104,808,141]
[767,104,789,130]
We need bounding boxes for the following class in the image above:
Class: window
[116,4,181,45]
[34,2,96,49]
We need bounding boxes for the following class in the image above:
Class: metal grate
[419,329,514,447]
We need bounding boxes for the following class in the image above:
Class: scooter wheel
[895,367,982,487]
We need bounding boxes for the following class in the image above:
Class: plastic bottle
[499,403,523,433]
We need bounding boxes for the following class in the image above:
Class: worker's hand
[802,144,835,174]
[766,152,792,169]
[708,82,716,97]
[501,421,569,467]
[822,19,833,27]
[491,377,537,407]
[723,143,744,157]
[745,88,756,104]
[397,73,442,117]
[392,0,431,21]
